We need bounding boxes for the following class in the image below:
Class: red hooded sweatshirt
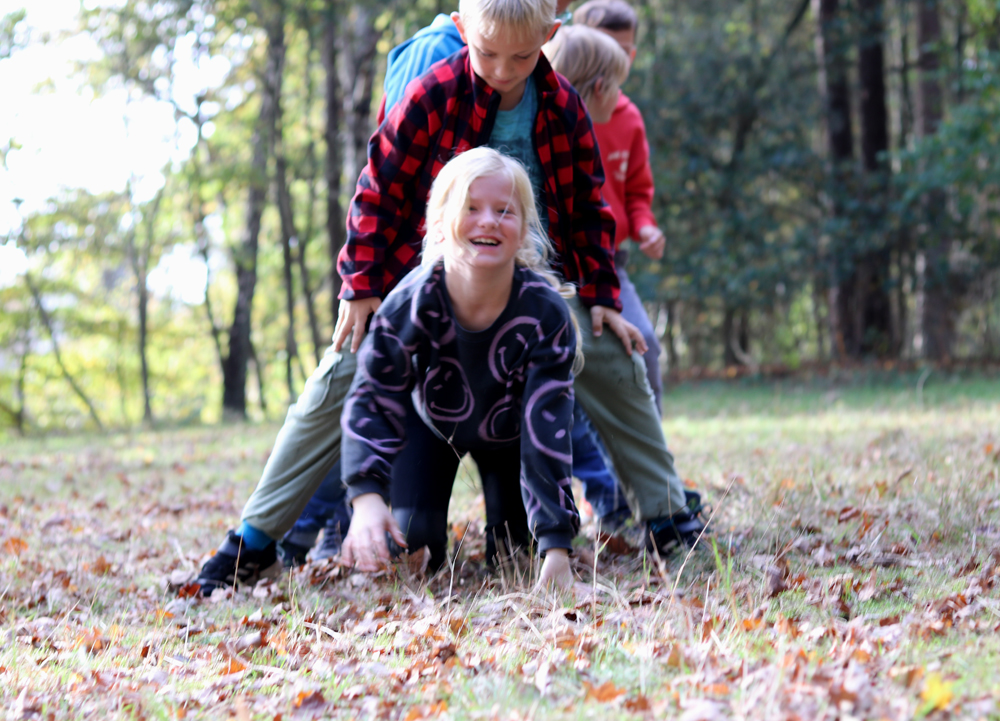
[592,92,657,251]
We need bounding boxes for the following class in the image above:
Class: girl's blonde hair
[542,24,629,106]
[423,147,584,372]
[459,0,557,42]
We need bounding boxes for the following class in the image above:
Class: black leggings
[388,400,530,571]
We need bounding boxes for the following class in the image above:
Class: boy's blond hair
[423,147,584,371]
[459,0,557,41]
[572,0,638,32]
[542,25,629,106]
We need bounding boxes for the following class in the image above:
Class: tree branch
[25,273,105,431]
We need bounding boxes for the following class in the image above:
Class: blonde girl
[340,148,582,588]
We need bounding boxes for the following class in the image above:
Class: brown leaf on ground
[624,695,651,712]
[584,680,626,703]
[597,530,636,556]
[221,657,247,675]
[838,506,862,523]
[766,565,788,598]
[90,555,113,575]
[3,537,28,555]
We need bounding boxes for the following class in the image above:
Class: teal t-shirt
[486,75,549,232]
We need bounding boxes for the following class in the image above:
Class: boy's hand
[333,297,382,353]
[590,306,648,356]
[637,225,665,260]
[341,493,407,572]
[536,548,572,590]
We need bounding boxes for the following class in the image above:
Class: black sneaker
[277,538,312,568]
[646,490,710,557]
[312,519,348,561]
[196,530,281,596]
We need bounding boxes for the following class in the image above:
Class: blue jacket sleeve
[383,16,466,118]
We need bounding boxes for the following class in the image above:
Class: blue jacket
[382,14,465,118]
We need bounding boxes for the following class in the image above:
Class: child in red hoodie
[573,0,666,415]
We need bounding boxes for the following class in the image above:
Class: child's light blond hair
[459,0,558,41]
[423,147,584,371]
[542,25,629,107]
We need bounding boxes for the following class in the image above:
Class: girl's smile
[451,174,524,270]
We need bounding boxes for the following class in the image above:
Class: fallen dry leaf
[584,680,626,703]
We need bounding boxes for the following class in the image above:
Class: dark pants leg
[281,463,350,550]
[389,407,461,572]
[474,445,530,564]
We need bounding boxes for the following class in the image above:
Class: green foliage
[0,8,27,60]
[634,0,822,311]
[5,0,1000,432]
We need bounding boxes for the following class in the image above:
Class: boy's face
[602,27,637,68]
[452,13,560,110]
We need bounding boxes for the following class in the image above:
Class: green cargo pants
[241,297,687,539]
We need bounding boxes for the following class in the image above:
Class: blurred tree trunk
[722,305,750,367]
[916,0,952,361]
[325,0,345,310]
[276,145,300,405]
[340,4,380,187]
[296,4,325,363]
[185,93,227,376]
[223,4,285,418]
[274,56,301,404]
[664,299,679,371]
[0,322,30,435]
[813,0,855,359]
[126,187,162,425]
[847,0,893,358]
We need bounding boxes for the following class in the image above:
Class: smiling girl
[339,147,582,588]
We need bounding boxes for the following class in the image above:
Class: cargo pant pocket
[297,348,346,417]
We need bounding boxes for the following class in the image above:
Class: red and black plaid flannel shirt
[338,48,620,310]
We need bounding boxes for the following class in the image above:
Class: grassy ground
[1,375,999,719]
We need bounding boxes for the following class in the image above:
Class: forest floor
[1,373,1000,720]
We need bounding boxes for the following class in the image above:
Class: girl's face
[449,173,524,271]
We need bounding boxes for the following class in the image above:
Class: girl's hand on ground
[332,297,382,353]
[536,548,573,590]
[340,493,407,572]
[637,225,665,260]
[589,306,648,356]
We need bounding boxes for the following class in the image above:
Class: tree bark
[126,187,162,425]
[0,323,29,434]
[222,5,285,418]
[324,0,345,312]
[190,105,226,377]
[664,300,679,371]
[339,4,380,187]
[722,305,750,367]
[916,0,952,361]
[296,3,325,364]
[813,0,855,359]
[275,127,301,404]
[845,0,893,358]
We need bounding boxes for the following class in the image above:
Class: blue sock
[236,522,275,551]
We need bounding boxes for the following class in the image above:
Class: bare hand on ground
[332,297,382,353]
[340,493,407,572]
[637,225,665,260]
[589,306,647,356]
[536,548,573,590]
